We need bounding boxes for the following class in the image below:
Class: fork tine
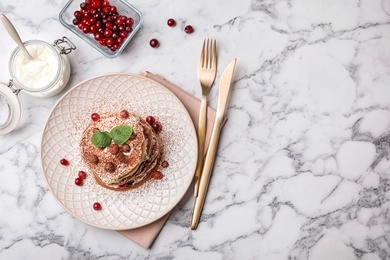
[200,39,205,68]
[199,38,217,70]
[205,39,210,68]
[207,39,211,69]
[211,39,217,69]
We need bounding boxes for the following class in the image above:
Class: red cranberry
[78,171,87,179]
[82,26,90,34]
[119,183,127,189]
[110,44,119,52]
[104,29,112,37]
[184,25,194,34]
[119,31,128,39]
[90,8,98,15]
[105,22,113,29]
[161,160,169,168]
[94,32,103,41]
[72,18,80,25]
[91,0,101,8]
[116,17,124,26]
[120,109,129,118]
[99,38,107,46]
[146,116,155,124]
[90,25,97,33]
[80,2,87,10]
[74,10,83,19]
[102,6,111,14]
[149,38,159,48]
[117,37,124,45]
[106,37,115,46]
[75,177,83,186]
[110,6,117,13]
[152,171,163,180]
[167,18,176,27]
[83,11,91,19]
[93,202,102,210]
[60,158,69,166]
[89,17,97,24]
[126,18,134,25]
[108,144,119,155]
[152,121,162,133]
[91,113,100,121]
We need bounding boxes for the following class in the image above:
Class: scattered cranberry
[93,202,102,210]
[161,160,169,168]
[146,116,155,124]
[78,171,87,179]
[120,109,129,118]
[118,183,127,189]
[60,158,69,166]
[108,144,119,155]
[152,171,163,180]
[91,113,100,121]
[152,121,162,133]
[167,18,176,27]
[75,177,83,186]
[184,25,194,34]
[149,38,159,48]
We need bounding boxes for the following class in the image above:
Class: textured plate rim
[40,73,197,230]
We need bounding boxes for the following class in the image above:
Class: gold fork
[194,39,217,197]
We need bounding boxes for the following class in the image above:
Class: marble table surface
[1,0,390,259]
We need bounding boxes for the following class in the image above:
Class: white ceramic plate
[41,73,197,230]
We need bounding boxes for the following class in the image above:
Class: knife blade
[190,58,237,230]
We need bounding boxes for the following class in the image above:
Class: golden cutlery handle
[190,116,223,230]
[194,94,207,197]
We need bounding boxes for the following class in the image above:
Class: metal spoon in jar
[0,14,34,60]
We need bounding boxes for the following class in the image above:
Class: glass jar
[9,37,75,97]
[0,37,76,134]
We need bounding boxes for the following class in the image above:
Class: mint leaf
[91,130,112,147]
[110,125,132,145]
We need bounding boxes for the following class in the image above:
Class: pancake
[80,111,162,191]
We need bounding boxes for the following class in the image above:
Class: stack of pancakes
[80,111,161,191]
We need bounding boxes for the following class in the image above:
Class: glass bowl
[59,0,143,58]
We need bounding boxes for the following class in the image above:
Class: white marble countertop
[1,0,390,259]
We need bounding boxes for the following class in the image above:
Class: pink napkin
[117,72,217,249]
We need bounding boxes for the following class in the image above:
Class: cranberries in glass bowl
[59,0,143,58]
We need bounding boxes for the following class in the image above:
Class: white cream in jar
[9,40,71,97]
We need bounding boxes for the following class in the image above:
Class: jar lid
[0,83,22,134]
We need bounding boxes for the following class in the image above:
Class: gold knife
[190,58,237,230]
